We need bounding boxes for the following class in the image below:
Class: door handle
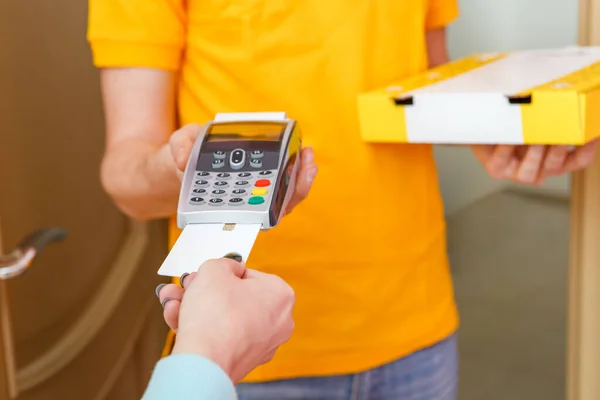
[0,228,67,280]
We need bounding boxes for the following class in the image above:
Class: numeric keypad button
[194,180,209,188]
[232,189,247,197]
[214,181,229,188]
[195,171,210,179]
[208,198,224,206]
[229,198,244,206]
[211,189,227,197]
[234,180,250,188]
[189,197,205,205]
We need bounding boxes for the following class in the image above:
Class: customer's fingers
[163,299,182,332]
[242,268,268,279]
[199,257,246,279]
[179,272,197,289]
[156,283,183,307]
[243,269,296,306]
[156,283,184,331]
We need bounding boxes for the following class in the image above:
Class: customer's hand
[155,258,295,383]
[472,140,598,185]
[170,124,318,213]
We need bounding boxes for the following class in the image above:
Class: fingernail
[179,273,189,287]
[307,167,318,183]
[161,298,172,309]
[224,252,243,262]
[303,149,314,164]
[518,171,535,183]
[155,284,166,298]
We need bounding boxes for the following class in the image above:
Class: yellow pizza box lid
[357,46,600,145]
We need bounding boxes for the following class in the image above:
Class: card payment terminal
[177,112,302,231]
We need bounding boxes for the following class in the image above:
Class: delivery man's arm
[424,0,457,68]
[98,68,189,220]
[86,0,192,219]
[87,0,316,220]
[425,27,449,68]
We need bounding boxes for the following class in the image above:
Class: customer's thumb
[203,256,246,279]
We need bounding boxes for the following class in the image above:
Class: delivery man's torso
[168,0,460,382]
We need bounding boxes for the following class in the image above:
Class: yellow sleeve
[425,0,459,30]
[87,0,186,71]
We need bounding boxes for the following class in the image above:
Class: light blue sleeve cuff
[142,354,237,400]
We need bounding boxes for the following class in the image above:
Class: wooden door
[0,1,170,399]
[568,1,600,399]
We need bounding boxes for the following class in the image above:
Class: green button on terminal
[248,196,265,205]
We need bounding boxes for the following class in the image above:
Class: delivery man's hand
[155,257,295,383]
[170,123,318,214]
[100,69,317,220]
[472,140,598,185]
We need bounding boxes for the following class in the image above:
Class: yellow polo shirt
[88,0,460,382]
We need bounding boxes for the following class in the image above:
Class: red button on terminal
[255,179,271,187]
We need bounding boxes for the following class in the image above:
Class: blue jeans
[236,334,458,400]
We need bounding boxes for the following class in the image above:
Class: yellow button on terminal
[251,188,268,196]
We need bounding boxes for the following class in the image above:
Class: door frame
[0,283,12,400]
[568,1,600,399]
[0,285,17,400]
[0,223,18,400]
